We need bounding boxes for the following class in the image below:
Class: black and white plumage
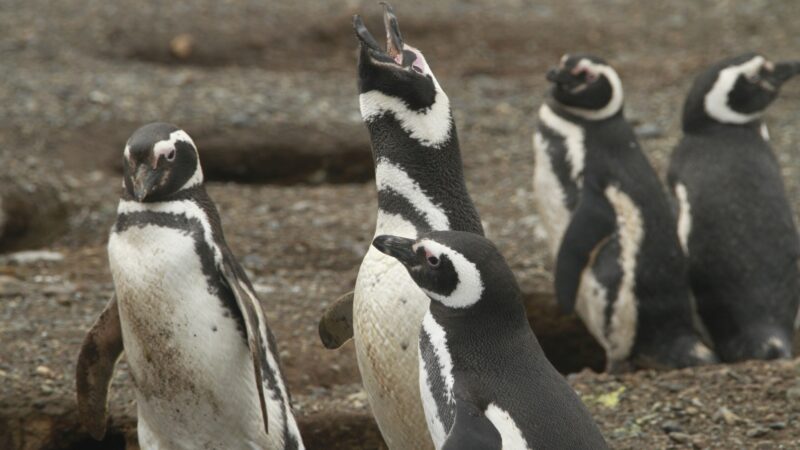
[373,231,608,450]
[668,53,800,362]
[344,4,484,449]
[532,54,717,371]
[76,123,303,449]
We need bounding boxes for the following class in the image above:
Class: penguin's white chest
[352,213,433,449]
[108,225,271,450]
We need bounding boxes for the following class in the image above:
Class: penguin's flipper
[442,401,502,450]
[76,293,124,441]
[318,291,355,349]
[219,256,271,435]
[555,189,616,313]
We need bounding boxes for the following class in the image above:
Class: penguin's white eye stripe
[153,130,197,160]
[704,56,766,124]
[416,239,483,308]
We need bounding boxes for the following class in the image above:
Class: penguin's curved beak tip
[353,3,404,65]
[381,2,404,61]
[372,235,417,265]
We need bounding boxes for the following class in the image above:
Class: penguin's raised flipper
[442,401,502,450]
[76,293,123,441]
[219,255,272,435]
[318,291,354,349]
[555,188,616,313]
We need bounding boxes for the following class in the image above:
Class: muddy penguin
[334,4,484,449]
[532,54,717,371]
[76,123,303,449]
[668,53,800,362]
[373,231,608,450]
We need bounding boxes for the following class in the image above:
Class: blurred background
[1,0,799,448]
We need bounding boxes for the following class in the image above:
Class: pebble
[766,421,786,430]
[88,90,110,105]
[713,406,743,425]
[35,365,55,379]
[4,250,64,264]
[746,426,770,438]
[668,432,691,444]
[661,420,683,433]
[170,33,194,59]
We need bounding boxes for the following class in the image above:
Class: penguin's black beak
[765,61,800,87]
[372,235,418,266]
[546,66,582,89]
[381,2,404,63]
[132,165,161,202]
[353,2,405,66]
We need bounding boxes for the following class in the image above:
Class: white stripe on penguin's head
[561,58,624,120]
[704,55,766,124]
[152,130,203,190]
[413,239,484,308]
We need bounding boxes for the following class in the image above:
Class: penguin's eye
[585,72,598,83]
[426,255,440,267]
[166,149,177,161]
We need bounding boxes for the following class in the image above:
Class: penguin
[321,4,484,448]
[532,54,717,372]
[76,123,304,449]
[372,231,609,450]
[667,53,800,362]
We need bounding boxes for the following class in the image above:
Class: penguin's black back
[574,111,697,336]
[669,124,800,350]
[435,298,607,448]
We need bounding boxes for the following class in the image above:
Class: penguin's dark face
[683,53,800,129]
[354,3,439,112]
[372,231,517,310]
[547,54,624,120]
[122,123,202,202]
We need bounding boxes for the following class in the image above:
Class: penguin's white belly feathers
[353,213,434,450]
[532,132,572,255]
[108,225,289,450]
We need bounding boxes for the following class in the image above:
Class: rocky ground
[1,0,800,448]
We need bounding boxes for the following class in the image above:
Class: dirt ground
[1,0,800,448]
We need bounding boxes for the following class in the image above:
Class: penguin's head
[354,3,444,119]
[546,54,624,120]
[372,231,518,311]
[122,122,202,202]
[683,53,800,131]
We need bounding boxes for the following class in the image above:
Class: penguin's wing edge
[219,258,271,435]
[318,291,355,349]
[76,293,124,441]
[555,189,616,313]
[442,401,502,450]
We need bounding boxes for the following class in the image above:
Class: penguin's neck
[367,116,483,237]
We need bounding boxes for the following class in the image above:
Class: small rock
[5,250,63,264]
[766,421,786,430]
[661,420,683,433]
[745,426,769,438]
[713,406,743,425]
[634,123,665,139]
[170,33,194,59]
[668,432,690,444]
[786,385,800,403]
[35,365,55,378]
[685,406,699,416]
[88,90,110,105]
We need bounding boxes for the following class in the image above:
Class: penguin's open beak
[353,2,405,66]
[372,235,418,266]
[765,61,800,87]
[132,165,161,202]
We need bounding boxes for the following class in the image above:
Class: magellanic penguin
[668,53,800,362]
[373,231,609,450]
[76,123,304,449]
[341,4,484,449]
[532,54,718,372]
